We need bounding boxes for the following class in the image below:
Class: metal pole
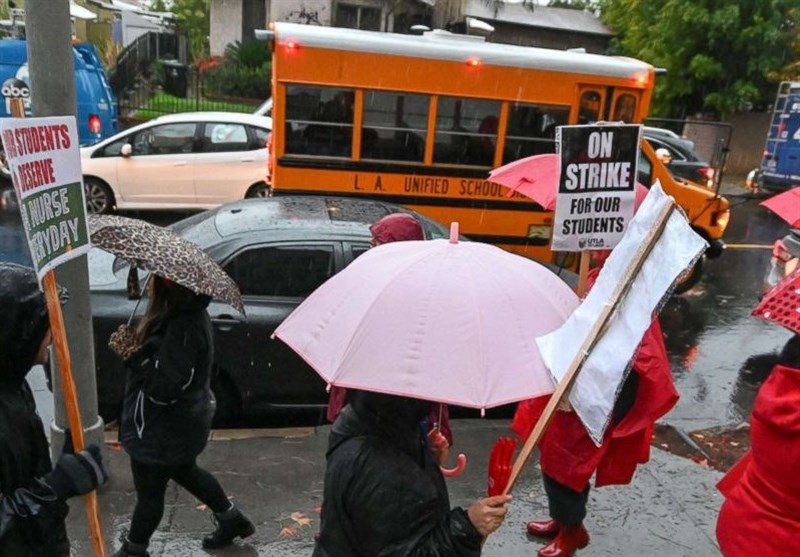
[24,0,105,455]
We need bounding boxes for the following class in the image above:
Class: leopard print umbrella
[88,214,244,314]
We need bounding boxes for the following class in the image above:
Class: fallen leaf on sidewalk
[280,527,298,538]
[291,512,312,527]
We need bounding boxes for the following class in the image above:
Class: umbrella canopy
[761,188,800,228]
[752,266,800,335]
[488,153,648,210]
[88,215,244,314]
[273,225,579,411]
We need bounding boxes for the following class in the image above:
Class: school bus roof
[272,22,652,81]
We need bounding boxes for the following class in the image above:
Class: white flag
[536,182,707,445]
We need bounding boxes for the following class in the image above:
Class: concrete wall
[488,21,610,54]
[210,0,243,55]
[726,112,771,176]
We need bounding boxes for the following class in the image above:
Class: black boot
[202,505,255,549]
[112,539,150,557]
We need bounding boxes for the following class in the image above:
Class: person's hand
[468,494,512,537]
[108,324,139,361]
[428,428,450,466]
[45,443,107,500]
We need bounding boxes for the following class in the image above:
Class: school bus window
[613,94,637,123]
[434,97,500,167]
[361,91,428,163]
[579,91,602,123]
[285,85,355,158]
[503,102,569,163]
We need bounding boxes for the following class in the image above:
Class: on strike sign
[552,124,641,251]
[0,116,90,281]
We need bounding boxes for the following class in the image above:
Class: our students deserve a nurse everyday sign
[551,124,641,252]
[0,116,90,281]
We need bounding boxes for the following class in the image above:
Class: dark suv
[643,130,715,188]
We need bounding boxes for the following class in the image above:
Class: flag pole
[503,200,676,495]
[10,99,107,557]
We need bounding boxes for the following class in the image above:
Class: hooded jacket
[511,268,679,492]
[716,362,800,556]
[0,263,70,557]
[119,294,215,466]
[313,391,482,557]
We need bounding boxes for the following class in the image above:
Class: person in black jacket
[313,389,512,557]
[110,275,253,557]
[0,263,107,557]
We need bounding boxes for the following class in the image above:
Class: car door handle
[211,315,242,332]
[173,161,188,167]
[239,157,255,163]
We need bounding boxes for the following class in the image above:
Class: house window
[335,3,381,31]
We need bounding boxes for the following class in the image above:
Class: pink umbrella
[488,153,649,211]
[761,188,800,228]
[273,224,579,412]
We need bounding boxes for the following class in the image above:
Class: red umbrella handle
[440,453,467,477]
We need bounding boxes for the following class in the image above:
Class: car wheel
[210,372,240,428]
[245,182,270,198]
[673,255,704,294]
[84,177,115,214]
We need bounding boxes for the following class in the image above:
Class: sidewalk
[66,419,723,557]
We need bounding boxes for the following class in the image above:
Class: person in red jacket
[715,335,800,557]
[512,260,679,557]
[326,212,453,458]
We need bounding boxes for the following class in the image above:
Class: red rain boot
[537,523,589,557]
[526,518,560,538]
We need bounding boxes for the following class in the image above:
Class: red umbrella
[760,188,800,228]
[488,153,648,211]
[752,267,800,334]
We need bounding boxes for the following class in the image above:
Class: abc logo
[1,78,31,99]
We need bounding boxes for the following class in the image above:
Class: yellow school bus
[266,22,728,275]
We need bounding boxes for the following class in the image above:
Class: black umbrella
[88,214,244,314]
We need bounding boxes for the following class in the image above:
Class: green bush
[203,60,270,100]
[224,40,270,69]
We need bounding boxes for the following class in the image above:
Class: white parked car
[80,112,272,214]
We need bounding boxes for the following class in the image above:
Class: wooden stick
[576,251,591,297]
[503,200,676,495]
[11,98,106,557]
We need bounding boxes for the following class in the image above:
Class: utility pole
[25,0,105,456]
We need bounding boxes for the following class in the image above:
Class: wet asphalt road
[1,180,794,432]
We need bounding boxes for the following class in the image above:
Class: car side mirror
[120,143,132,158]
[127,266,141,300]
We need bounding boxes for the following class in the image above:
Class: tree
[150,0,209,60]
[599,0,800,118]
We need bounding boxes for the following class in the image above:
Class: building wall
[488,21,610,54]
[210,0,244,55]
[271,0,332,26]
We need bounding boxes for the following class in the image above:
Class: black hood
[0,263,67,387]
[330,390,433,464]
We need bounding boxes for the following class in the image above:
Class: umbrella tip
[449,222,459,244]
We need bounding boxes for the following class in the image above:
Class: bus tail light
[711,208,730,230]
[88,114,101,135]
[266,131,274,182]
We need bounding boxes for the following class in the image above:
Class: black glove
[45,443,107,500]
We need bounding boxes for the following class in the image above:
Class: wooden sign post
[7,98,107,557]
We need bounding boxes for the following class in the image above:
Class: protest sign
[0,116,90,281]
[537,183,707,445]
[552,124,641,251]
